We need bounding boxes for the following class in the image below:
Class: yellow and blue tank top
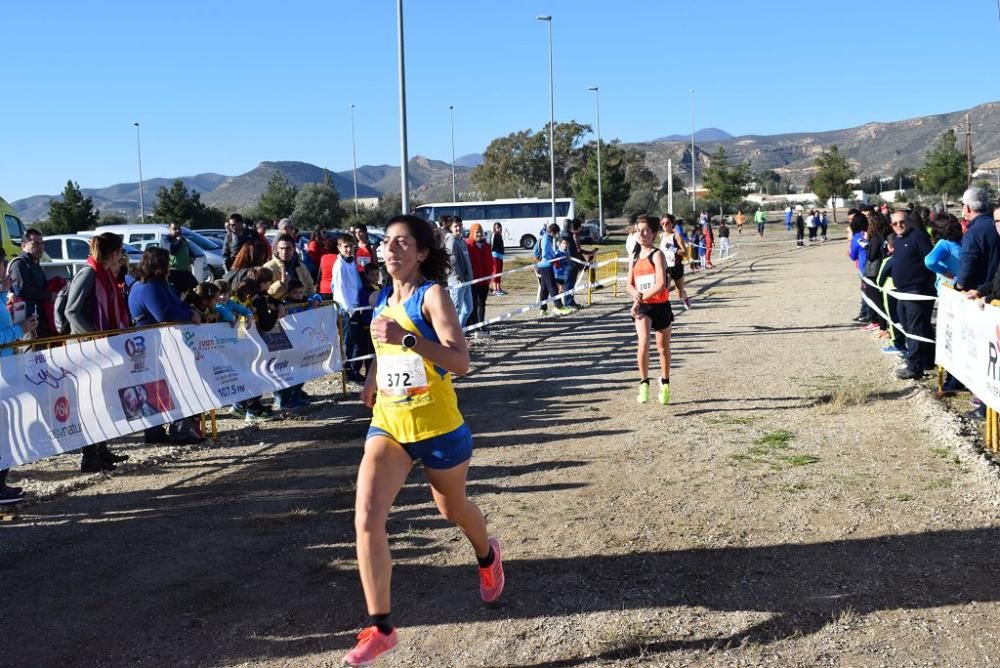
[370,281,464,443]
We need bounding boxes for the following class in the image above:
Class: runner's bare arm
[370,284,470,376]
[361,359,377,408]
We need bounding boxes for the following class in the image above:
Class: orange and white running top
[630,248,669,304]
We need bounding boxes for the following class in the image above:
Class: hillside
[202,161,380,211]
[14,101,1000,223]
[639,102,1000,186]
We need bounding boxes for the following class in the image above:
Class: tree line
[36,125,982,236]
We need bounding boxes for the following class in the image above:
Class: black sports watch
[400,333,417,351]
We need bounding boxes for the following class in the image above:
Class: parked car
[579,221,607,244]
[43,234,144,264]
[197,229,227,244]
[91,224,224,278]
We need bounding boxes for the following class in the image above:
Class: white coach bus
[413,198,575,250]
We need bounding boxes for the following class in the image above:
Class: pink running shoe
[862,323,879,331]
[479,536,505,603]
[343,626,398,667]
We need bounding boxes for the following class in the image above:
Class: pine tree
[916,130,970,203]
[701,147,752,212]
[46,180,99,234]
[810,146,855,222]
[293,182,345,230]
[256,171,298,221]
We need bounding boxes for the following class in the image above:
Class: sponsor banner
[935,287,1000,408]
[0,307,342,469]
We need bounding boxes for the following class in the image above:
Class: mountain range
[12,102,1000,222]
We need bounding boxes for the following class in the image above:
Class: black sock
[477,546,495,568]
[370,613,393,635]
[640,378,650,385]
[661,377,669,385]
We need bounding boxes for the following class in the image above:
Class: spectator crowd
[847,187,1000,419]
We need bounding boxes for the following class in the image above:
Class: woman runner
[628,215,672,405]
[659,214,690,310]
[344,215,505,667]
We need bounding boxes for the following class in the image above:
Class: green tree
[757,169,782,195]
[809,145,856,222]
[570,142,631,218]
[152,179,223,228]
[916,130,970,204]
[256,170,298,221]
[99,212,128,226]
[701,147,752,213]
[471,121,591,199]
[292,182,345,230]
[46,180,99,234]
[622,189,658,219]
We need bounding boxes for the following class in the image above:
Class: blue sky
[3,0,996,201]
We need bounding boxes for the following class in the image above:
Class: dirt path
[3,238,1000,667]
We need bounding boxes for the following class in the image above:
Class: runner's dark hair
[385,214,451,284]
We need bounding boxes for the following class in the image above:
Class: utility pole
[965,114,973,187]
[667,158,674,215]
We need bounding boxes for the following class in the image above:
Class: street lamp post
[133,122,145,222]
[350,104,359,214]
[588,86,604,237]
[537,15,556,230]
[449,105,457,202]
[689,89,696,214]
[396,0,410,214]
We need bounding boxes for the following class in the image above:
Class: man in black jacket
[222,213,257,270]
[889,211,935,380]
[8,228,53,339]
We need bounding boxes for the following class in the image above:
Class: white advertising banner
[0,306,342,469]
[935,287,1000,408]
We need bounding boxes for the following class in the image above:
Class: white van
[91,224,222,280]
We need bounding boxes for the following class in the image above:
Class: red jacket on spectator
[466,238,493,281]
[307,239,330,270]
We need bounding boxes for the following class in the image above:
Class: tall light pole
[449,105,457,202]
[537,15,556,230]
[396,0,410,214]
[588,86,604,237]
[689,89,696,214]
[350,104,359,214]
[133,122,145,222]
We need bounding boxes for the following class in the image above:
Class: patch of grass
[706,415,758,426]
[754,429,794,448]
[892,493,915,502]
[925,478,952,490]
[781,454,820,467]
[815,381,888,414]
[932,447,951,459]
[731,429,817,470]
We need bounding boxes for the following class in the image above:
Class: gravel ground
[3,231,1000,667]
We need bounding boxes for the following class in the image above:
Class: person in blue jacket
[924,214,963,291]
[848,210,870,323]
[955,187,1000,297]
[536,223,571,316]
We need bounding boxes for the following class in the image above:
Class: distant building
[346,197,380,211]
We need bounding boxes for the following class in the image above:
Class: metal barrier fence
[589,251,619,305]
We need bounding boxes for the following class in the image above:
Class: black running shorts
[635,301,674,331]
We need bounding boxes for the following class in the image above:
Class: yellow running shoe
[659,381,670,405]
[637,382,650,404]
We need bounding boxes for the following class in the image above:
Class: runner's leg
[354,436,414,615]
[425,460,490,558]
[634,315,651,379]
[655,326,671,380]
